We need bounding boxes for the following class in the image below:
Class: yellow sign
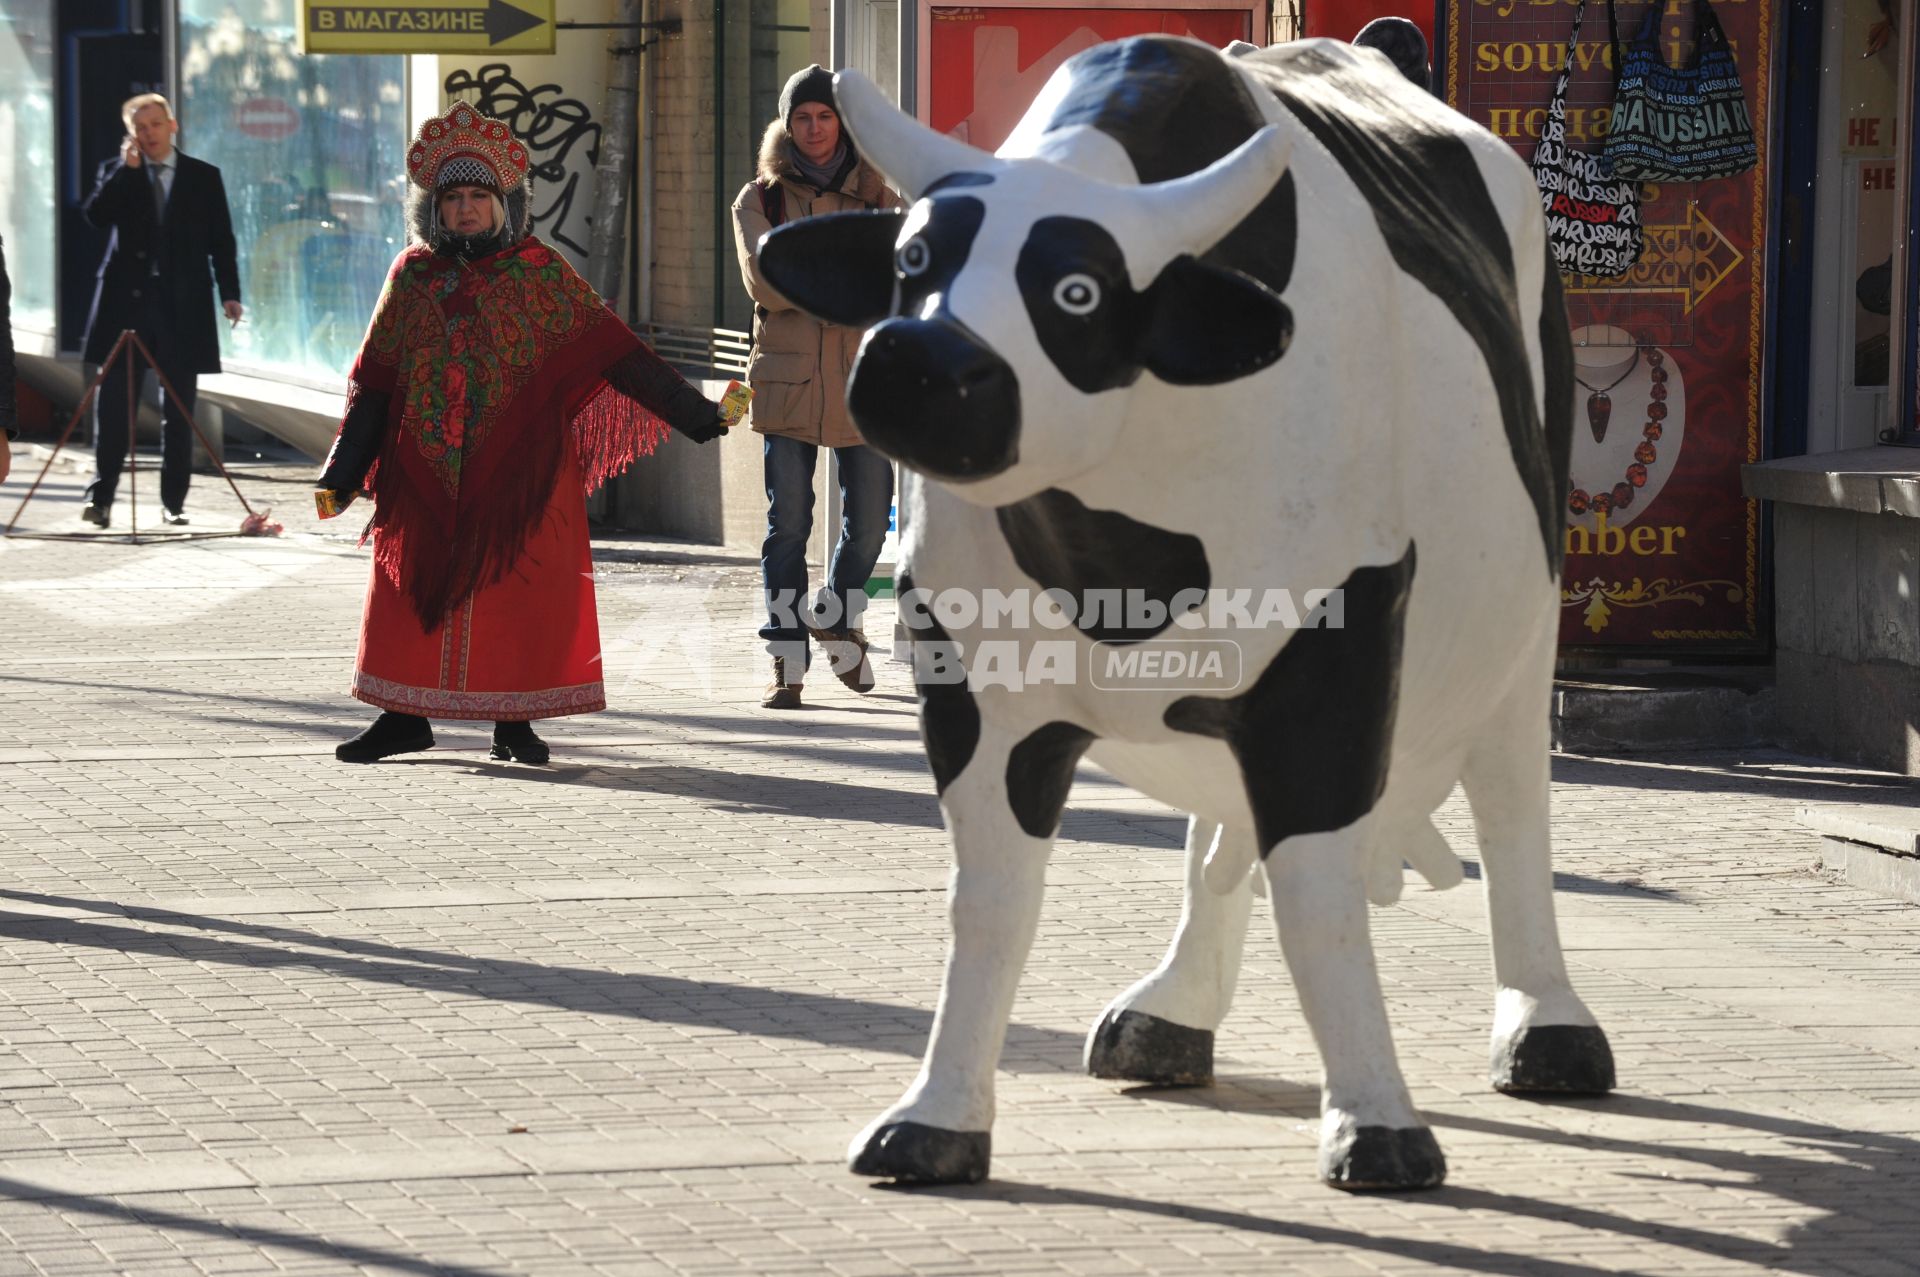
[1566,203,1745,314]
[301,1,554,55]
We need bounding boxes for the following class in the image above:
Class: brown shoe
[806,624,876,694]
[762,656,803,709]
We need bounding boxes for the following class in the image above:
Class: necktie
[149,164,167,223]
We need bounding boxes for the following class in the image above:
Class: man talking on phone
[78,92,242,527]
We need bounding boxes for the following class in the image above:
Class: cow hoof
[1492,1023,1616,1095]
[849,1121,989,1185]
[1086,1009,1214,1086]
[1320,1125,1447,1192]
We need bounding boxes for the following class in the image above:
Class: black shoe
[160,507,189,526]
[81,504,109,528]
[490,720,550,764]
[335,712,434,763]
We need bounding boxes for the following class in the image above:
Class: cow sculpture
[757,35,1614,1192]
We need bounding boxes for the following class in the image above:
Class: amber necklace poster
[1447,0,1771,649]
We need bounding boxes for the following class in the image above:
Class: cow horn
[1130,125,1292,262]
[832,69,998,200]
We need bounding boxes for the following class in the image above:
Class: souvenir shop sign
[302,0,554,55]
[1446,0,1772,651]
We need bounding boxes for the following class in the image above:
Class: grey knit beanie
[778,64,836,125]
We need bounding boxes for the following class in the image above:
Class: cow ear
[1140,256,1294,386]
[757,210,907,327]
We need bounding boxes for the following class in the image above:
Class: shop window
[847,0,899,106]
[178,0,406,383]
[0,3,56,334]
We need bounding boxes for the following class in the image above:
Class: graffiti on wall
[444,63,602,256]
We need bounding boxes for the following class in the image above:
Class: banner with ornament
[1445,0,1772,651]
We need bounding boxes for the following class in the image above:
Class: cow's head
[758,68,1293,503]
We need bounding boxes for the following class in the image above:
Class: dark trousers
[87,296,198,512]
[760,435,894,670]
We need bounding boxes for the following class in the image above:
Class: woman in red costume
[317,102,729,765]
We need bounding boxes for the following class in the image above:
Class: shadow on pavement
[0,892,1086,1067]
[1110,1074,1920,1274]
[0,1177,509,1277]
[1119,1073,1318,1117]
[1457,857,1685,900]
[396,757,1182,851]
[1426,1093,1920,1275]
[900,1179,1637,1277]
[1553,752,1920,802]
[899,1089,1920,1275]
[402,756,950,829]
[594,706,922,741]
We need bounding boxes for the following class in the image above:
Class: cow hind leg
[850,718,1092,1185]
[1266,827,1446,1191]
[1086,818,1257,1086]
[1460,676,1616,1096]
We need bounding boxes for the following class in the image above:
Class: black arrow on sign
[485,0,543,43]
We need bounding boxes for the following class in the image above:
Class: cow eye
[898,237,932,277]
[1052,273,1100,315]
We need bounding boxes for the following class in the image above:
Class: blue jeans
[760,435,894,670]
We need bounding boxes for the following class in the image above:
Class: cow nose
[848,317,1021,481]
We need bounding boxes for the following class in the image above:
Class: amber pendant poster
[1446,0,1771,649]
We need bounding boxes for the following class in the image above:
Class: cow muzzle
[848,317,1021,481]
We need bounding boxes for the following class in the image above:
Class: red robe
[340,239,670,721]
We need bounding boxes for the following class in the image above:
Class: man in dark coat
[1,234,16,484]
[79,92,242,527]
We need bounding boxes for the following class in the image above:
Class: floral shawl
[349,238,667,627]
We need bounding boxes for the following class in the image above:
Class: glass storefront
[0,4,56,333]
[178,0,407,384]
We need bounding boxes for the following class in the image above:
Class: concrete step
[1552,667,1776,754]
[1799,803,1920,905]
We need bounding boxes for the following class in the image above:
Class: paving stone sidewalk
[2,450,1919,1276]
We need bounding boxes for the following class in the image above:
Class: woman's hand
[677,410,730,445]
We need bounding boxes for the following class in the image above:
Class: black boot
[336,712,433,763]
[490,720,550,764]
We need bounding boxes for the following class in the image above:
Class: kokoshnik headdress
[406,101,530,193]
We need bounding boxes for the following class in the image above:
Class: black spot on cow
[845,197,1026,480]
[1016,217,1293,394]
[1037,36,1297,299]
[1005,721,1097,838]
[895,196,987,316]
[1538,245,1575,573]
[926,171,996,192]
[1163,543,1415,857]
[996,488,1210,644]
[1238,43,1561,578]
[1015,218,1139,395]
[900,571,980,795]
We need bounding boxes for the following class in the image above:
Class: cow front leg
[1461,685,1615,1095]
[1266,827,1445,1190]
[1086,818,1256,1086]
[850,718,1092,1185]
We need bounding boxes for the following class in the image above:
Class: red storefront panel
[928,7,1254,151]
[1446,0,1773,650]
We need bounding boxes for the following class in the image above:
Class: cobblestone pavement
[3,448,1920,1276]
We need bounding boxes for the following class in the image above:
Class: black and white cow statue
[758,34,1613,1192]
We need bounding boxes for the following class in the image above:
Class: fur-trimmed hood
[406,177,535,254]
[756,119,893,204]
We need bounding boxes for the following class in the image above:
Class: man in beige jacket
[732,65,903,709]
